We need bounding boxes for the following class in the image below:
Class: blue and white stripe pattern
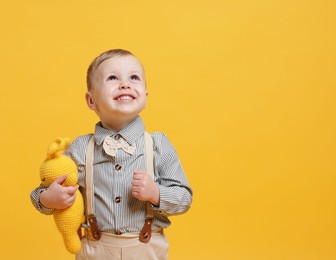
[30,116,192,234]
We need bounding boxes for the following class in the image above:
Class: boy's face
[86,55,147,128]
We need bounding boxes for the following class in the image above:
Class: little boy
[30,49,192,259]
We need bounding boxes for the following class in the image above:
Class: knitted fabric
[40,137,84,254]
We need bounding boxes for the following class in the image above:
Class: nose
[119,83,131,90]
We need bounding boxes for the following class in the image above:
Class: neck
[100,116,138,132]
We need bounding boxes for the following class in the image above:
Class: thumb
[65,185,78,195]
[54,174,68,185]
[133,170,145,175]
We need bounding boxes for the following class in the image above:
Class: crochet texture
[40,137,84,254]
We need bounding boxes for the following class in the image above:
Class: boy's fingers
[133,175,141,180]
[55,174,68,184]
[132,179,141,187]
[133,170,146,175]
[133,171,146,179]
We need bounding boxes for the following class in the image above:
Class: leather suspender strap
[85,135,101,240]
[85,132,155,242]
[139,132,155,243]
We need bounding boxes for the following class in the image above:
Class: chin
[116,110,139,118]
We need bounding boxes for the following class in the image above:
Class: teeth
[117,95,133,100]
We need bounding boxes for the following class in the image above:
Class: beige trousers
[76,231,169,260]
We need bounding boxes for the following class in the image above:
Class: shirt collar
[94,116,145,146]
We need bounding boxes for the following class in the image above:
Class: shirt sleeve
[153,133,193,216]
[30,183,54,215]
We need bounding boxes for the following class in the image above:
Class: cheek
[94,88,114,102]
[136,85,147,97]
[139,95,147,108]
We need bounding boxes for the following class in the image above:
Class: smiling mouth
[114,94,135,101]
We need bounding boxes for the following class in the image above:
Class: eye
[107,75,118,81]
[130,75,140,81]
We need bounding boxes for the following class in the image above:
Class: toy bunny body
[40,137,84,254]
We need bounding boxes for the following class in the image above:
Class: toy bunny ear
[46,137,71,159]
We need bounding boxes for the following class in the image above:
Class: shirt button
[115,196,121,203]
[114,134,121,140]
[115,230,122,235]
[115,164,122,171]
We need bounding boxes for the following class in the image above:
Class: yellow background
[1,0,335,259]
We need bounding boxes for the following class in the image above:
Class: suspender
[143,131,154,219]
[85,135,101,240]
[139,132,154,243]
[85,132,154,242]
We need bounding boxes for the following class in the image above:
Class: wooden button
[115,197,121,203]
[115,164,122,171]
[115,230,122,235]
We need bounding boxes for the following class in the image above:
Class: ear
[85,92,96,110]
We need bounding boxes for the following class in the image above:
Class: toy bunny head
[40,137,77,187]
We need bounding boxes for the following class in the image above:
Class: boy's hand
[40,175,77,209]
[132,171,160,206]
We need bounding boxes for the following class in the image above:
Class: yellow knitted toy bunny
[40,137,84,254]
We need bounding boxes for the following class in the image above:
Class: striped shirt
[30,116,192,234]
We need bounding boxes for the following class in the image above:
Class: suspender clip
[87,214,101,240]
[139,217,153,243]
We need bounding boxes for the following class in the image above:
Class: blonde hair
[86,49,134,91]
